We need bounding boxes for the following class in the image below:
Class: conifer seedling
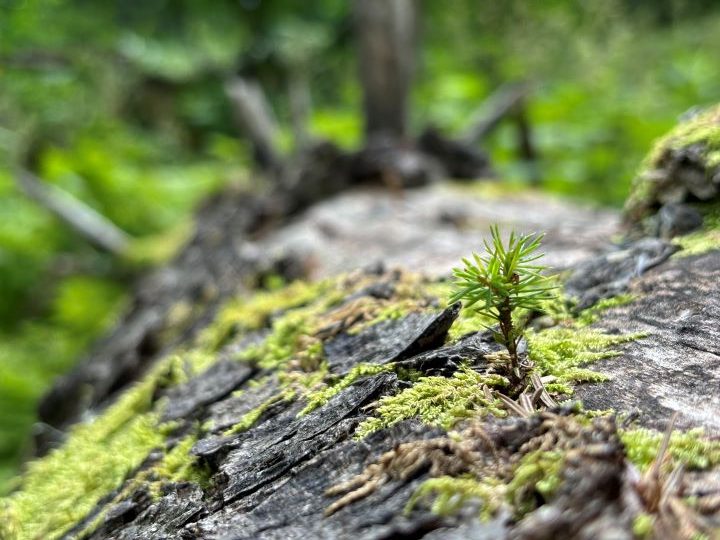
[450,225,555,388]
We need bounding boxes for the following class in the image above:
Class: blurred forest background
[1,0,719,488]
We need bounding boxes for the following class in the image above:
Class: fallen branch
[461,82,530,144]
[225,77,283,172]
[15,169,131,255]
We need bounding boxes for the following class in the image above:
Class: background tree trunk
[354,0,417,142]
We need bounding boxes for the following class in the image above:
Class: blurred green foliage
[1,0,719,487]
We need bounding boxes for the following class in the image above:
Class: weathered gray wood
[576,249,720,433]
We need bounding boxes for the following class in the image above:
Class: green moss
[626,105,720,223]
[422,279,454,303]
[674,227,720,257]
[72,431,212,539]
[150,433,211,493]
[405,475,505,521]
[447,307,496,341]
[198,279,329,353]
[236,308,324,370]
[0,345,206,540]
[299,363,394,416]
[0,384,165,539]
[671,206,720,257]
[621,427,720,471]
[646,105,720,166]
[346,301,420,335]
[344,273,444,336]
[633,512,655,539]
[527,327,645,394]
[575,294,635,326]
[355,366,508,439]
[157,349,218,389]
[223,389,294,436]
[507,450,564,516]
[406,449,565,521]
[223,369,327,435]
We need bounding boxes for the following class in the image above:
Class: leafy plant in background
[450,226,555,389]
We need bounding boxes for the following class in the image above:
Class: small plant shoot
[450,225,556,388]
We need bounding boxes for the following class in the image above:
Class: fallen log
[3,113,720,540]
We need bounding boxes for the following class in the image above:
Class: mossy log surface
[4,143,720,539]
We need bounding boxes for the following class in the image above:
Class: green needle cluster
[449,225,556,380]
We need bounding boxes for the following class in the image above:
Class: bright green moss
[151,433,211,493]
[671,207,720,257]
[447,307,496,341]
[223,389,295,436]
[236,308,324,370]
[198,279,329,352]
[633,512,655,539]
[299,363,394,416]
[527,327,645,394]
[0,397,164,539]
[674,228,720,257]
[406,449,565,521]
[575,294,635,326]
[354,366,508,439]
[507,450,564,516]
[72,431,212,539]
[223,369,327,435]
[0,350,196,540]
[626,105,720,223]
[645,105,720,167]
[422,279,454,303]
[621,427,720,471]
[405,476,505,521]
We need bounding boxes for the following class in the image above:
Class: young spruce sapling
[450,225,555,389]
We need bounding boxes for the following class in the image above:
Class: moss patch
[673,209,720,257]
[223,391,292,436]
[407,449,565,523]
[527,326,645,394]
[446,307,496,342]
[574,294,635,326]
[621,427,720,471]
[236,308,325,371]
[644,105,720,167]
[151,433,212,493]
[507,449,564,516]
[71,431,211,539]
[0,372,168,540]
[198,279,330,353]
[625,105,720,224]
[223,369,327,435]
[405,475,505,520]
[299,363,395,416]
[355,366,508,439]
